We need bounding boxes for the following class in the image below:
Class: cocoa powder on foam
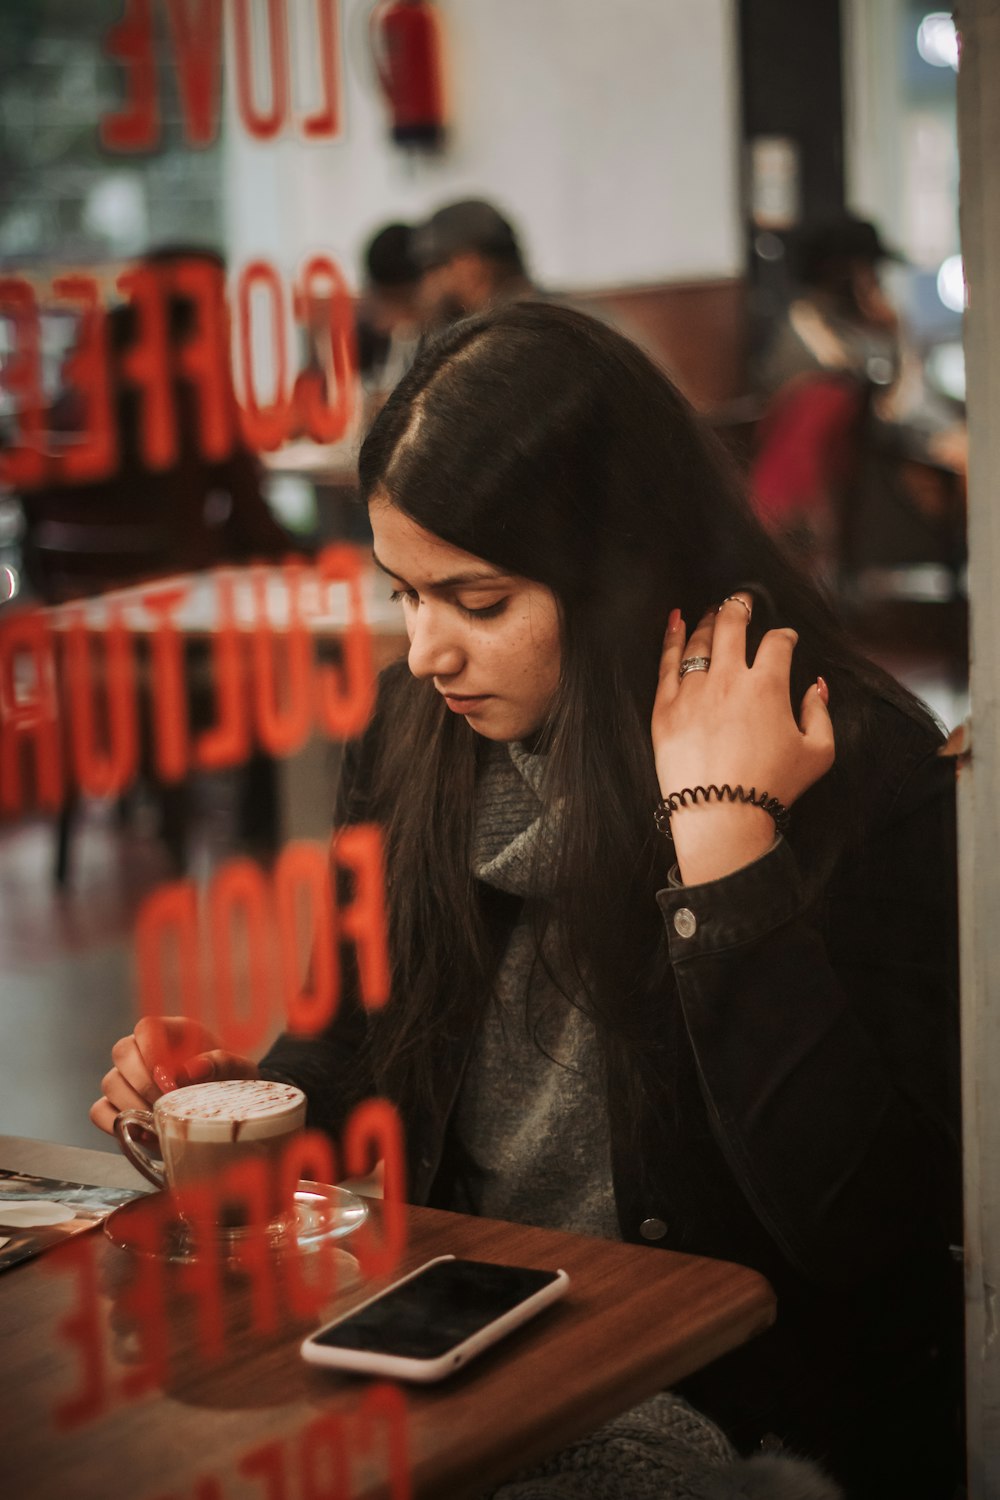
[156,1080,305,1142]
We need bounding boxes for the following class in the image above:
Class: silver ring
[679,656,712,679]
[721,594,752,623]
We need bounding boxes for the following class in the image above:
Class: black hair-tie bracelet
[654,783,790,838]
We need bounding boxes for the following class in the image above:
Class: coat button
[673,907,697,938]
[639,1217,668,1240]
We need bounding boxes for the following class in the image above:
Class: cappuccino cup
[114,1079,307,1237]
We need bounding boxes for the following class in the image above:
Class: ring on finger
[720,594,752,623]
[679,656,712,679]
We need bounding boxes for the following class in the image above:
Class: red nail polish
[152,1064,177,1094]
[668,608,681,632]
[817,675,829,704]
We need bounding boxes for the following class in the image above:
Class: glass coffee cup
[114,1079,307,1240]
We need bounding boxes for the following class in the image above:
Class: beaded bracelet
[653,783,790,838]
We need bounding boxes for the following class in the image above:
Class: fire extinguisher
[370,0,445,148]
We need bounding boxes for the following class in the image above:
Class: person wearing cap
[757,215,907,399]
[412,198,535,330]
[760,215,963,448]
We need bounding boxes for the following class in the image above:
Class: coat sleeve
[656,737,961,1288]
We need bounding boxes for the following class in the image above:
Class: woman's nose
[406,606,465,680]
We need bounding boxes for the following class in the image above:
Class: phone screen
[311,1259,561,1360]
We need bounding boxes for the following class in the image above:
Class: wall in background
[223,0,743,294]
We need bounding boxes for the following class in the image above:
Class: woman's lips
[441,693,492,714]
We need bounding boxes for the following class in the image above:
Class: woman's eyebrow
[371,552,507,590]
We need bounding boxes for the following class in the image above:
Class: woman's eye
[387,588,508,619]
[459,598,509,620]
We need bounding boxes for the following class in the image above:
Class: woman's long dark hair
[356,301,939,1121]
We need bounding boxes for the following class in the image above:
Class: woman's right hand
[90,1016,260,1136]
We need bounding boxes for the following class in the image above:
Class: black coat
[262,667,963,1498]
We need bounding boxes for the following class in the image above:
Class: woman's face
[370,498,562,742]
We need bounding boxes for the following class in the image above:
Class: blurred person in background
[355,221,423,420]
[757,214,965,466]
[757,216,906,402]
[751,217,967,583]
[412,197,535,331]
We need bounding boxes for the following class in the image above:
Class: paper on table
[0,1169,146,1272]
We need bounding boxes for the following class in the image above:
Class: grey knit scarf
[449,739,618,1237]
[487,1392,844,1500]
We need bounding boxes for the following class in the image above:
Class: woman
[94,304,962,1497]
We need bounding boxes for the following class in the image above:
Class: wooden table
[0,1137,775,1500]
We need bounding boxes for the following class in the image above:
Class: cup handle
[114,1109,167,1189]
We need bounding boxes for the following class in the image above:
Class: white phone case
[300,1254,571,1383]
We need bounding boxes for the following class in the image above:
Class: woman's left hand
[651,594,835,884]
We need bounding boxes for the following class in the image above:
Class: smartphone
[300,1254,570,1383]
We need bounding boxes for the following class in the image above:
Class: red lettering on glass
[274,841,338,1036]
[133,841,387,1049]
[3,257,359,482]
[0,610,63,817]
[237,261,290,451]
[172,1183,227,1362]
[135,881,204,1071]
[331,825,390,1009]
[63,606,140,799]
[252,561,313,755]
[145,1397,411,1499]
[194,573,251,771]
[314,545,375,740]
[210,858,274,1058]
[292,257,356,444]
[117,266,177,470]
[47,1236,109,1430]
[301,0,342,139]
[343,1099,406,1279]
[279,1130,339,1320]
[299,1410,351,1500]
[116,1198,171,1401]
[0,277,46,489]
[101,1,345,151]
[238,1437,288,1500]
[232,0,290,141]
[0,558,376,818]
[165,0,224,148]
[101,0,161,151]
[169,255,234,460]
[142,583,191,782]
[355,1383,413,1500]
[51,275,117,483]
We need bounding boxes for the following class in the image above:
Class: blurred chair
[750,372,869,585]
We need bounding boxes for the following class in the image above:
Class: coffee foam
[156,1079,306,1142]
